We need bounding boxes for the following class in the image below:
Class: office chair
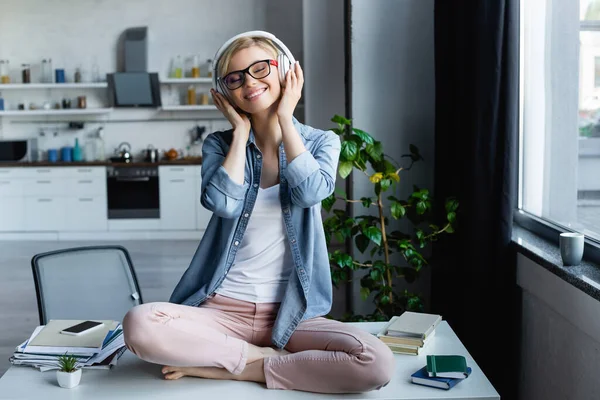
[31,245,143,325]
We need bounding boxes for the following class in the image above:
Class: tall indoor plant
[323,115,458,321]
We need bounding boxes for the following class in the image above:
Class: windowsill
[512,224,600,301]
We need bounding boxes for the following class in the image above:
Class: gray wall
[517,254,600,400]
[350,0,435,315]
[302,0,347,318]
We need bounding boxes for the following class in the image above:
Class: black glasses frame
[221,59,278,90]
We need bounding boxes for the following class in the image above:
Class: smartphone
[59,321,104,336]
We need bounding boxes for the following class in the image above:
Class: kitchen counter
[0,158,202,167]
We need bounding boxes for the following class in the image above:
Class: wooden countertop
[0,158,203,167]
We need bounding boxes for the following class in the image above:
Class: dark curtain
[432,1,520,398]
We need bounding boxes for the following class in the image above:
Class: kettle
[113,142,132,163]
[143,144,160,163]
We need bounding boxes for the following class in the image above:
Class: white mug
[559,232,584,266]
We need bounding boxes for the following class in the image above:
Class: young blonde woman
[122,31,395,394]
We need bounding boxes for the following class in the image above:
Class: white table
[0,321,499,400]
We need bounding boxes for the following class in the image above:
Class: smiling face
[224,45,282,115]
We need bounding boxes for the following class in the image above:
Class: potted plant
[323,115,458,321]
[56,354,82,389]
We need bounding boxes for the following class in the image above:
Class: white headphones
[211,30,296,102]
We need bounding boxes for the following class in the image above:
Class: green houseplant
[56,353,82,389]
[322,115,458,321]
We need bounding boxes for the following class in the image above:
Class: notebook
[27,320,118,349]
[411,366,472,390]
[385,312,442,339]
[426,355,469,378]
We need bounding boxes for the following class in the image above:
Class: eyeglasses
[221,59,278,90]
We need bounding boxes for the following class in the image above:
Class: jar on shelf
[171,55,183,78]
[200,92,209,105]
[0,60,10,84]
[187,86,197,105]
[206,59,213,78]
[21,64,31,84]
[41,59,52,83]
[191,55,200,78]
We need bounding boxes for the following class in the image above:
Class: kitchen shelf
[160,105,217,111]
[0,83,108,89]
[160,78,213,84]
[0,108,113,116]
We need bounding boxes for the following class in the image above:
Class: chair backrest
[31,245,143,325]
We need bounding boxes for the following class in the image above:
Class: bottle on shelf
[91,57,100,82]
[206,59,213,78]
[172,55,183,78]
[73,138,83,162]
[95,127,106,161]
[84,135,96,162]
[191,55,200,78]
[187,85,197,105]
[21,64,31,84]
[0,91,4,111]
[0,60,9,84]
[41,59,52,83]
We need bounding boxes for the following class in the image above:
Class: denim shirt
[169,117,341,348]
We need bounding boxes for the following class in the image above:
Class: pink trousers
[122,293,395,393]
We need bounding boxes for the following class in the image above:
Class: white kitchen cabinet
[159,166,196,230]
[0,178,24,197]
[25,197,66,231]
[0,197,25,231]
[64,197,107,231]
[195,166,212,230]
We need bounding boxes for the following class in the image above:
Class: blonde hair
[217,36,279,78]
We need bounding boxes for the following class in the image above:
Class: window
[520,0,600,241]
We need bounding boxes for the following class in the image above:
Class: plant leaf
[445,197,459,212]
[370,269,380,281]
[339,161,353,179]
[364,226,382,246]
[380,178,392,192]
[361,197,373,208]
[322,193,336,213]
[331,114,351,126]
[360,287,370,300]
[447,211,456,223]
[341,140,359,161]
[355,234,370,253]
[416,201,427,215]
[352,128,374,145]
[391,202,406,219]
[365,141,383,162]
[387,172,400,182]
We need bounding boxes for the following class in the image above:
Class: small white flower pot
[56,368,82,389]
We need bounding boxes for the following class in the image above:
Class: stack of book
[377,311,442,355]
[411,355,472,390]
[10,319,126,372]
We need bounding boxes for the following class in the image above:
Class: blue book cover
[411,366,472,390]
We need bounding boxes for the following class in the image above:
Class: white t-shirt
[215,184,294,303]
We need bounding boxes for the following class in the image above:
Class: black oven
[107,166,160,219]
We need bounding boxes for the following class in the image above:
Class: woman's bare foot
[161,345,290,381]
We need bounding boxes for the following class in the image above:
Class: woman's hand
[211,89,251,139]
[277,61,304,123]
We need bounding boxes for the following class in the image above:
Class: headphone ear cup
[278,53,291,86]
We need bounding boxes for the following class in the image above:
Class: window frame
[516,1,600,263]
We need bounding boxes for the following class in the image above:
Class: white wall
[517,254,600,400]
[350,0,435,315]
[0,0,305,159]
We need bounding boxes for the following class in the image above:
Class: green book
[426,355,469,379]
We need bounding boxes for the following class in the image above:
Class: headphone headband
[211,30,296,92]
